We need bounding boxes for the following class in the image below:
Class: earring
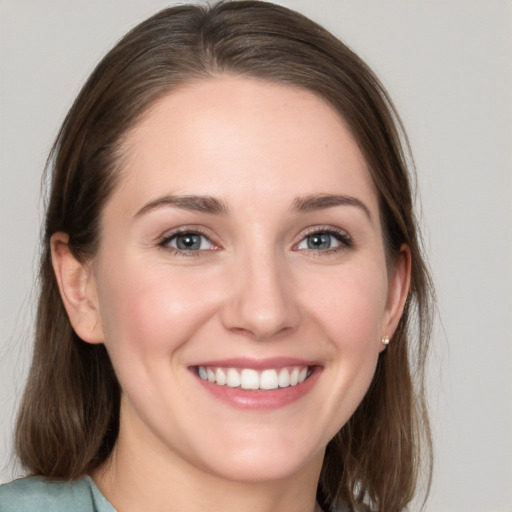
[381,335,390,346]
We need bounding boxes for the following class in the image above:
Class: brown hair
[15,2,434,510]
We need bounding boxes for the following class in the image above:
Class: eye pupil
[307,233,331,249]
[176,233,201,250]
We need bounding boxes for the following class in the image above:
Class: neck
[93,453,323,512]
[92,409,325,512]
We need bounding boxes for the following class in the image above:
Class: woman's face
[82,77,409,482]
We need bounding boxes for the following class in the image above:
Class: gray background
[1,1,511,510]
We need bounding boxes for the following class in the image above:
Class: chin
[188,428,326,484]
[209,452,321,484]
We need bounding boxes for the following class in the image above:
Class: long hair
[15,2,434,510]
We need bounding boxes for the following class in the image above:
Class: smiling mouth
[195,365,314,391]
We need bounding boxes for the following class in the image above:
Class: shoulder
[0,476,115,512]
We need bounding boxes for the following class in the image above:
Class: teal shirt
[0,476,351,511]
[0,476,116,512]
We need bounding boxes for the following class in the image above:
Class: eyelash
[295,226,353,254]
[157,226,353,257]
[158,228,218,257]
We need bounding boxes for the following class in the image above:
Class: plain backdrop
[1,1,511,510]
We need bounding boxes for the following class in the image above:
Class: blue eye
[161,232,214,251]
[296,230,351,251]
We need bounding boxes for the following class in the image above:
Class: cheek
[279,262,389,443]
[304,262,389,347]
[95,257,220,361]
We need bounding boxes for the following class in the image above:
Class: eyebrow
[134,194,229,218]
[291,194,372,221]
[134,193,371,220]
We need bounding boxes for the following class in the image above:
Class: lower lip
[193,368,321,410]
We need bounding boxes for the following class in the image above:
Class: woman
[0,1,433,511]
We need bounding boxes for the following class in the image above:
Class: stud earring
[381,335,390,346]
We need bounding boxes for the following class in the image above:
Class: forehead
[113,76,377,212]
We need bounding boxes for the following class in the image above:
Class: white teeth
[240,369,259,390]
[260,369,279,390]
[197,365,311,390]
[290,367,299,386]
[278,368,290,388]
[215,368,227,386]
[226,368,241,388]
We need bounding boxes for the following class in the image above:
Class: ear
[380,244,411,351]
[51,232,104,344]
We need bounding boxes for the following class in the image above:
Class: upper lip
[189,357,320,370]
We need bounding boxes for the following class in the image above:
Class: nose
[221,252,301,341]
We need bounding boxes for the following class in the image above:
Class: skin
[52,77,410,512]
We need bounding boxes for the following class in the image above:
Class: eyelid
[155,224,352,256]
[157,226,221,254]
[293,225,353,251]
